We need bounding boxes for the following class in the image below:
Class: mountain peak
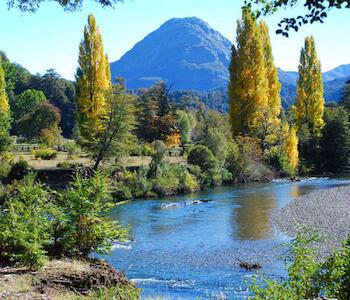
[110,17,231,90]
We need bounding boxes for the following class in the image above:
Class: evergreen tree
[292,36,325,136]
[0,56,11,152]
[340,80,350,116]
[228,9,268,137]
[320,107,350,173]
[76,14,111,145]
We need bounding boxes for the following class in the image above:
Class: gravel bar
[271,185,350,258]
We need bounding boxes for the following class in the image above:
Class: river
[104,177,350,299]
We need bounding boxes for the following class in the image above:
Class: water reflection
[234,189,277,240]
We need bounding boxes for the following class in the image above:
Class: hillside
[110,17,231,91]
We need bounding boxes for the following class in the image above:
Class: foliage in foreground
[0,172,127,268]
[250,230,350,300]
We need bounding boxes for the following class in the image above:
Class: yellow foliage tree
[165,130,181,148]
[259,21,281,129]
[0,57,9,115]
[228,9,268,136]
[0,56,11,152]
[76,14,111,143]
[292,36,325,136]
[283,123,299,174]
[229,11,282,151]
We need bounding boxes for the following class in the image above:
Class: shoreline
[270,184,350,259]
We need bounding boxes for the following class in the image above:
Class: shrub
[129,167,153,198]
[141,143,156,156]
[63,140,81,159]
[153,164,180,196]
[179,170,199,193]
[83,284,141,300]
[0,156,12,181]
[61,172,128,257]
[187,145,218,171]
[187,145,221,186]
[265,146,293,177]
[6,159,32,183]
[0,174,55,268]
[225,136,268,182]
[249,230,350,299]
[33,148,58,160]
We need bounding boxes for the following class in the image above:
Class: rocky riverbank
[271,184,350,259]
[0,259,139,299]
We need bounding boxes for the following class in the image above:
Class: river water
[104,178,350,299]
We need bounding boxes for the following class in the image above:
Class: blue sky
[1,0,349,80]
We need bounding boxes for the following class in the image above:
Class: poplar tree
[0,56,11,152]
[76,14,111,144]
[228,9,268,137]
[259,20,281,128]
[292,36,325,136]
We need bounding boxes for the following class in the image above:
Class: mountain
[323,65,350,82]
[278,68,350,106]
[111,17,350,109]
[110,17,231,91]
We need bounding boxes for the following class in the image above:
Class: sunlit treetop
[243,0,350,36]
[6,0,124,12]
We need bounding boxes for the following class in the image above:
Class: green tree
[176,110,196,145]
[244,0,350,36]
[320,106,350,172]
[35,69,76,138]
[228,9,269,137]
[12,89,46,120]
[0,56,11,153]
[137,82,177,143]
[203,127,228,165]
[293,36,325,136]
[87,83,137,170]
[148,140,168,178]
[76,14,111,145]
[16,102,61,144]
[62,171,128,257]
[187,145,221,186]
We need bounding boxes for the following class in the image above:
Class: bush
[0,174,55,268]
[33,148,58,160]
[187,145,221,186]
[83,284,141,300]
[61,172,128,257]
[265,146,293,177]
[6,159,32,183]
[63,140,81,159]
[250,230,350,300]
[0,171,129,268]
[153,164,180,196]
[129,167,153,198]
[188,145,218,171]
[140,143,156,156]
[0,155,12,181]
